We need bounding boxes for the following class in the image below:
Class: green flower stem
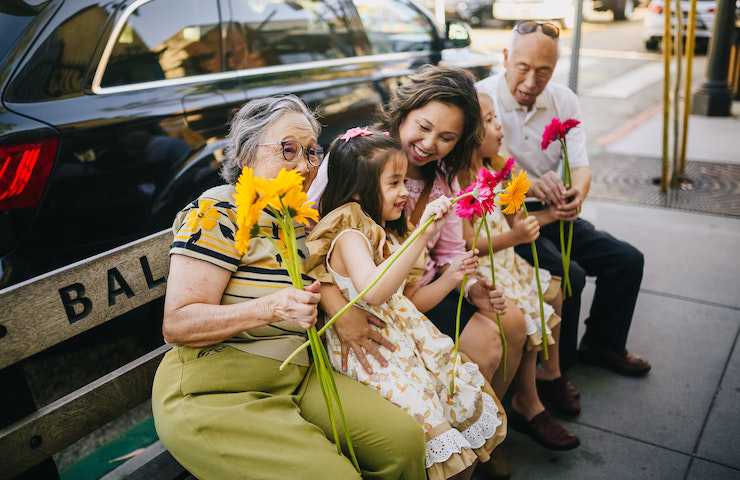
[277,209,359,471]
[523,204,549,360]
[279,192,474,370]
[483,219,507,381]
[559,221,573,297]
[317,332,360,469]
[450,271,467,397]
[565,222,574,297]
[308,329,340,453]
[560,139,575,298]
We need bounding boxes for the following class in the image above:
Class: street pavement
[471,8,740,480]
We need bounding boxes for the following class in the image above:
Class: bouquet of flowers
[451,161,515,390]
[542,117,581,298]
[234,167,359,471]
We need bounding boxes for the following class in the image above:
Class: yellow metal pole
[661,0,673,192]
[671,0,683,187]
[680,0,698,176]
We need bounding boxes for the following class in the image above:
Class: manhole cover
[589,154,740,217]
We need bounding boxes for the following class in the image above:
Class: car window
[6,5,109,102]
[0,5,40,66]
[224,0,357,71]
[101,0,221,88]
[353,0,434,54]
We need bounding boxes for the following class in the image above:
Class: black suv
[0,0,494,288]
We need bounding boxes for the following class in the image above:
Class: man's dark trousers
[515,216,644,371]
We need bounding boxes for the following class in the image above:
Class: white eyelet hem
[460,392,502,449]
[425,427,472,468]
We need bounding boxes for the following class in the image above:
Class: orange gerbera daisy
[500,170,530,215]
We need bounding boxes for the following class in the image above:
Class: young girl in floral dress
[305,129,507,480]
[460,91,580,450]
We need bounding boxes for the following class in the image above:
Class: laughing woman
[151,95,426,480]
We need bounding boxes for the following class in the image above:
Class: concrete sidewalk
[604,102,740,165]
[497,200,740,479]
[492,100,740,479]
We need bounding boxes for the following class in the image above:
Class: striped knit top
[170,184,311,366]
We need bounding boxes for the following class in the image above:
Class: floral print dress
[476,201,561,350]
[305,203,507,480]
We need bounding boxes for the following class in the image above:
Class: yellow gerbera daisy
[281,187,319,225]
[500,170,530,215]
[234,167,266,254]
[261,168,304,205]
[185,198,220,232]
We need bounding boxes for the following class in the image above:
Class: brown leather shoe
[579,343,652,377]
[509,409,580,451]
[537,376,581,417]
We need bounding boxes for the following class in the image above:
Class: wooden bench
[0,230,192,479]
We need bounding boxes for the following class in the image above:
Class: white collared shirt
[476,72,589,179]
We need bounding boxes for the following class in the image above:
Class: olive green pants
[152,345,426,480]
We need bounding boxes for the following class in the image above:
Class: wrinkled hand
[267,281,321,330]
[468,277,507,315]
[510,211,540,245]
[333,306,396,374]
[420,196,452,236]
[529,171,566,207]
[553,186,583,221]
[442,250,479,284]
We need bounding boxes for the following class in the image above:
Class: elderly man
[477,22,651,395]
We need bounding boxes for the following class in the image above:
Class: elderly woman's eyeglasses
[258,140,324,167]
[514,20,560,39]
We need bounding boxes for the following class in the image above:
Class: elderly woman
[152,96,426,480]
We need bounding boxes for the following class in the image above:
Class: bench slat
[0,344,171,480]
[0,230,171,369]
[101,441,190,480]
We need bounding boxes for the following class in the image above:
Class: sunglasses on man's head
[514,20,560,39]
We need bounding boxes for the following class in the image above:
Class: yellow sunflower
[281,187,319,225]
[260,168,304,209]
[185,198,220,232]
[234,167,267,254]
[500,170,530,215]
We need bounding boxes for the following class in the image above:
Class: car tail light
[706,6,716,13]
[0,137,58,210]
[648,3,663,14]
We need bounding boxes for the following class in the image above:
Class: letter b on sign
[59,283,92,324]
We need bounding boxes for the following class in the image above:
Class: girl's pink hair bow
[340,127,373,142]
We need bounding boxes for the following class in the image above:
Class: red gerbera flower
[475,167,498,214]
[561,118,581,134]
[455,183,484,219]
[541,117,581,150]
[492,157,516,185]
[541,118,562,150]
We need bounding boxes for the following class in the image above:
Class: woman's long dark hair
[380,65,483,186]
[320,130,408,236]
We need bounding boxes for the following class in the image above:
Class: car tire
[612,0,634,21]
[645,37,660,51]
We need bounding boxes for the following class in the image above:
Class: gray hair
[221,95,320,184]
